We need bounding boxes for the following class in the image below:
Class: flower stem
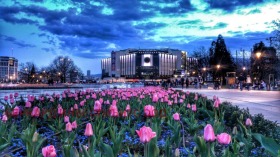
[180,121,186,148]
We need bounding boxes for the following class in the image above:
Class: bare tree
[18,62,38,83]
[47,56,83,83]
[191,46,210,80]
[271,19,280,79]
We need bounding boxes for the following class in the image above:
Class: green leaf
[253,133,280,157]
[100,142,114,157]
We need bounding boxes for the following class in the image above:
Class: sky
[0,0,279,74]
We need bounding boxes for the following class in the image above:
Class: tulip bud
[32,132,39,142]
[175,148,180,157]
[232,126,238,135]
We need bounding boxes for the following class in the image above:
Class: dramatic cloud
[0,0,279,74]
[0,34,36,48]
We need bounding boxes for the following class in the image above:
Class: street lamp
[255,52,262,81]
[217,64,220,69]
[256,52,261,59]
[202,67,206,82]
[242,67,246,71]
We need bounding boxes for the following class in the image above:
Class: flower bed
[0,87,279,157]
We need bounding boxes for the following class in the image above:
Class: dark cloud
[206,0,264,12]
[213,22,228,29]
[248,8,261,14]
[135,22,167,30]
[178,19,202,25]
[0,6,38,24]
[0,34,36,48]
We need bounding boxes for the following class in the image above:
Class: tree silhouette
[48,56,83,83]
[209,34,236,84]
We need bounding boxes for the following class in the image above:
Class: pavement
[174,87,280,124]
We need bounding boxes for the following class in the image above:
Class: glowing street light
[217,64,220,69]
[203,67,206,71]
[256,52,261,59]
[242,67,246,71]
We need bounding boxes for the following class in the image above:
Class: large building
[101,48,187,79]
[0,56,18,82]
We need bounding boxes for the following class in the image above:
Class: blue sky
[0,0,279,74]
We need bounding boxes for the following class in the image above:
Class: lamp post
[216,64,221,85]
[203,67,206,82]
[255,52,262,81]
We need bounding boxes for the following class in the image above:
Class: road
[175,88,280,123]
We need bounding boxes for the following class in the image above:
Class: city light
[256,52,261,59]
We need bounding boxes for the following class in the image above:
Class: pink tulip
[4,96,8,101]
[10,98,15,104]
[122,111,128,117]
[12,106,20,116]
[58,106,63,115]
[109,105,119,117]
[72,120,77,129]
[179,99,183,103]
[66,122,72,132]
[174,98,178,104]
[74,104,78,110]
[112,99,117,106]
[14,92,18,98]
[64,116,69,123]
[31,107,40,117]
[173,113,180,121]
[9,94,13,99]
[187,103,191,109]
[42,145,57,157]
[152,93,159,102]
[125,104,131,112]
[84,123,93,136]
[25,101,31,108]
[217,133,231,145]
[94,100,102,113]
[204,124,216,142]
[191,104,197,112]
[2,115,8,122]
[144,105,155,117]
[80,100,85,106]
[213,99,220,108]
[245,118,253,126]
[136,126,156,143]
[194,94,198,100]
[50,97,54,102]
[168,100,172,106]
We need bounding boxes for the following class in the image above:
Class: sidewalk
[174,87,280,123]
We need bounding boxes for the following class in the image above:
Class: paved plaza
[175,88,280,123]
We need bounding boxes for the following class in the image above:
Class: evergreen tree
[209,34,236,84]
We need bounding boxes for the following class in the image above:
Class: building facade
[0,56,18,82]
[186,57,199,76]
[101,48,187,79]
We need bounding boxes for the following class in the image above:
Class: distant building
[87,70,91,78]
[186,57,198,76]
[101,48,187,79]
[0,56,18,82]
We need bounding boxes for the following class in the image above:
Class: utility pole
[243,49,245,67]
[235,50,238,69]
